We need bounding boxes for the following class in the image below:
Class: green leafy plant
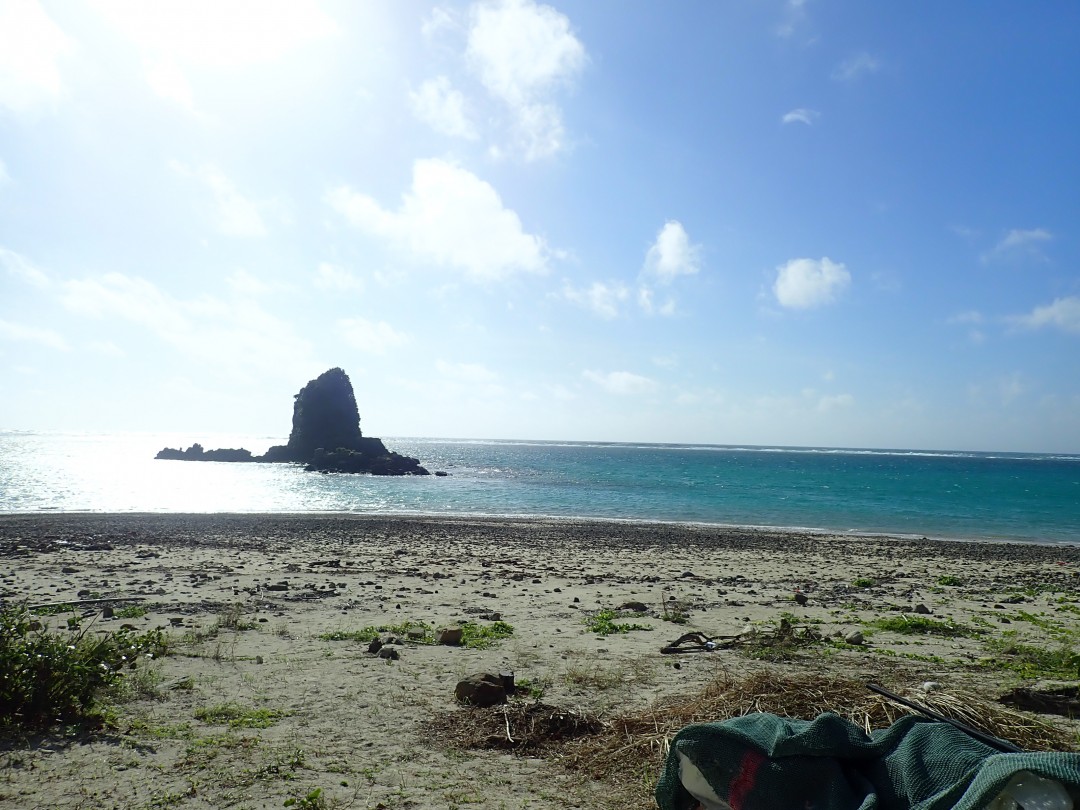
[459,620,514,649]
[584,609,653,636]
[283,787,326,808]
[852,577,876,588]
[936,575,963,586]
[0,603,168,729]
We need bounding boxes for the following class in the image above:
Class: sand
[1,514,1079,809]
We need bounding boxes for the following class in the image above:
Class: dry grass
[427,667,1077,810]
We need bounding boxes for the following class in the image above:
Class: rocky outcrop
[154,443,254,462]
[155,368,429,476]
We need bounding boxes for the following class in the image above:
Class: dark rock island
[156,368,430,476]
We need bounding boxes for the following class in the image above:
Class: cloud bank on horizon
[1,0,1078,452]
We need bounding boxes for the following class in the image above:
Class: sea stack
[156,368,429,476]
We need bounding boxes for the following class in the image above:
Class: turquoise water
[1,432,1078,544]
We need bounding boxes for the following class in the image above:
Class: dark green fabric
[655,712,1080,810]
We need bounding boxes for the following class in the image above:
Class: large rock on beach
[155,368,429,476]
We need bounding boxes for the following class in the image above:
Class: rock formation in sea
[156,368,429,476]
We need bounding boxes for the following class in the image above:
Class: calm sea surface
[1,432,1078,544]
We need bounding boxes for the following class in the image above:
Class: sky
[1,1,1079,452]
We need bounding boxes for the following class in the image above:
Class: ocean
[1,431,1078,545]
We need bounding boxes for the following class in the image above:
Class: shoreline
[2,510,1077,551]
[2,513,1079,809]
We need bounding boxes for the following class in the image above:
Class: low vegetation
[0,602,168,730]
[583,609,653,636]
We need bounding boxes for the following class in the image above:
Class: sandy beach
[2,514,1079,809]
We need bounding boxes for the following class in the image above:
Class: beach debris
[456,672,509,707]
[914,603,932,614]
[367,638,383,654]
[617,601,648,613]
[793,591,809,606]
[378,647,400,661]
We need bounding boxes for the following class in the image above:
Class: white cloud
[582,369,656,395]
[59,272,312,377]
[90,0,337,110]
[422,7,458,39]
[643,221,701,283]
[781,108,820,126]
[327,158,548,281]
[563,280,628,319]
[0,157,9,185]
[172,162,284,237]
[466,0,586,160]
[948,311,984,325]
[773,257,850,309]
[226,269,283,296]
[0,0,71,117]
[983,228,1052,263]
[637,285,676,316]
[314,262,364,292]
[337,317,409,355]
[436,359,499,383]
[817,393,853,413]
[831,52,880,81]
[145,58,195,110]
[776,0,808,38]
[0,246,52,288]
[410,76,477,139]
[1010,297,1080,335]
[91,0,336,67]
[0,317,68,350]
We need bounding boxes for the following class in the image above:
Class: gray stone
[845,630,864,645]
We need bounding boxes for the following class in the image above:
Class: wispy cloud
[328,158,548,281]
[582,369,656,395]
[410,76,478,139]
[465,0,586,160]
[562,280,628,319]
[781,108,820,126]
[171,162,287,237]
[0,246,52,289]
[314,262,364,292]
[1009,296,1080,335]
[773,257,851,309]
[337,317,409,355]
[982,228,1053,263]
[436,359,499,383]
[59,272,313,378]
[0,318,68,350]
[776,0,809,38]
[831,52,880,82]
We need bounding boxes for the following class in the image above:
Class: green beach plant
[583,609,652,636]
[0,602,168,729]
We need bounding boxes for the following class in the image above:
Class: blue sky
[1,1,1078,452]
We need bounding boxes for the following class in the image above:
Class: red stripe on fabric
[728,749,766,810]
